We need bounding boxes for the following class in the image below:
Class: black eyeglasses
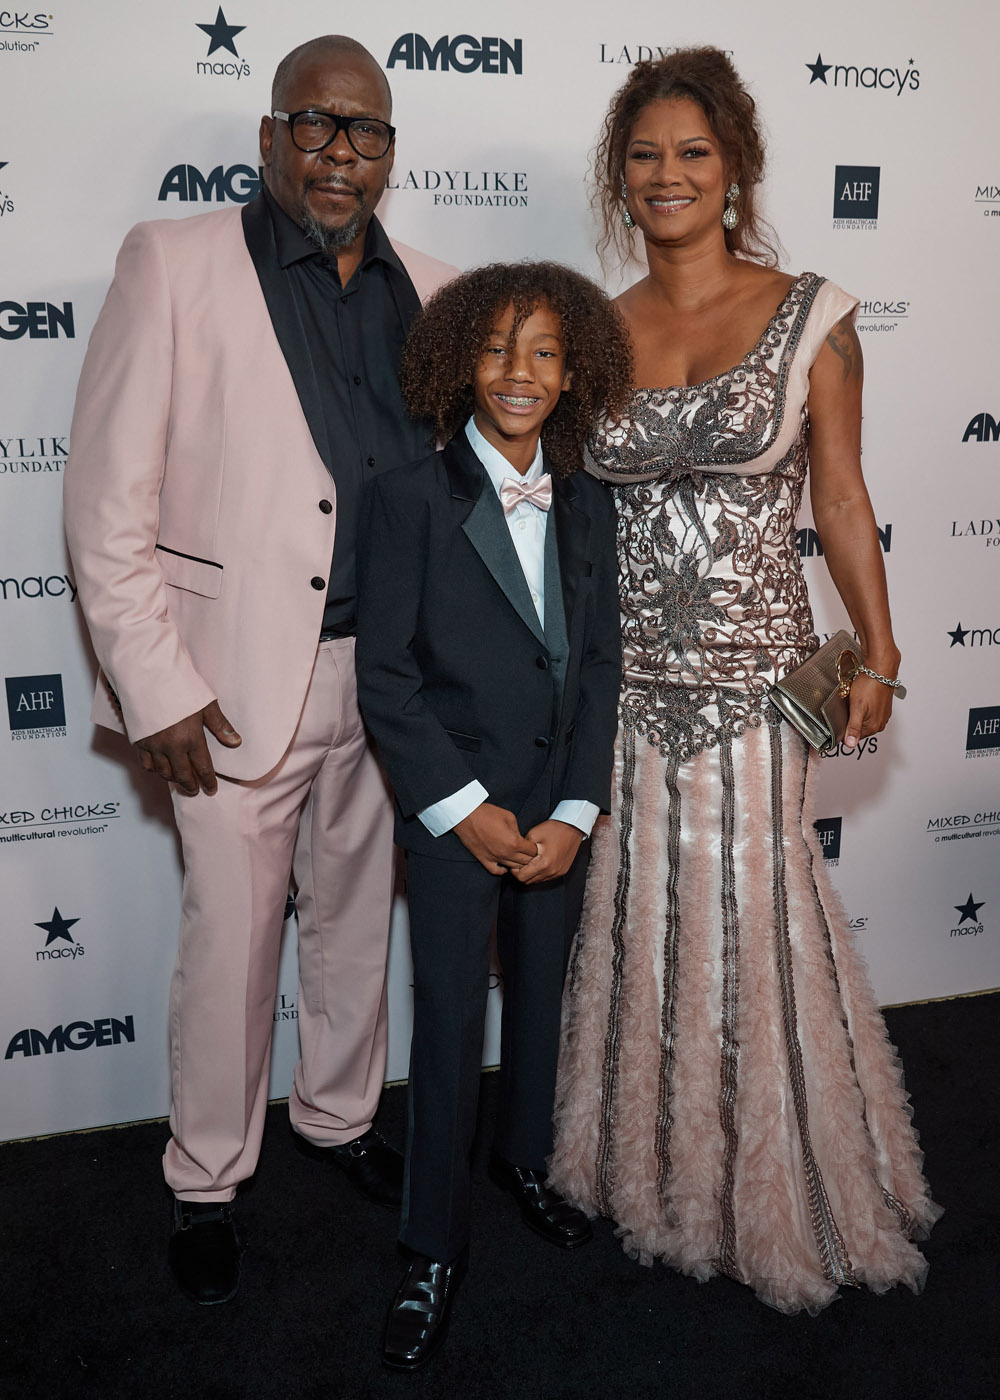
[272,109,395,160]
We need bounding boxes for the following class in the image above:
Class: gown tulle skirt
[550,716,941,1315]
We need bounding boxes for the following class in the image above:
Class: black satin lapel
[241,197,332,471]
[461,480,547,647]
[552,471,588,629]
[442,434,487,503]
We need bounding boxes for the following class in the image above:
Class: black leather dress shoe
[382,1252,465,1370]
[293,1127,403,1208]
[490,1154,593,1248]
[168,1198,241,1304]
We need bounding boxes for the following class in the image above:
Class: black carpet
[1,993,997,1400]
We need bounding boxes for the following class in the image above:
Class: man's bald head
[271,35,391,116]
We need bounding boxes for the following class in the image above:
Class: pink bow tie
[499,473,552,515]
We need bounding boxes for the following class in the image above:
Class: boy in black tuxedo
[356,262,632,1369]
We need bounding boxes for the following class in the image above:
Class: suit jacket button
[536,656,549,670]
[534,736,549,748]
[319,499,333,514]
[310,577,325,590]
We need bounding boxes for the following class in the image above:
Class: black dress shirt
[262,186,430,635]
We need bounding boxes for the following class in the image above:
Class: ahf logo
[158,165,260,204]
[813,817,842,862]
[833,166,880,226]
[5,674,66,740]
[966,706,1000,755]
[386,34,522,74]
[0,302,74,340]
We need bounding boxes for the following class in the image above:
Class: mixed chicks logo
[855,299,909,336]
[806,54,920,94]
[195,6,249,80]
[927,809,1000,846]
[976,184,1000,220]
[0,9,51,52]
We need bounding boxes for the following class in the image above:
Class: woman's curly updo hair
[595,46,780,269]
[401,261,634,478]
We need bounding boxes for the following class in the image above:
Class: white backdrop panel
[1,0,997,1140]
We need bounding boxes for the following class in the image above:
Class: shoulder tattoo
[824,315,863,384]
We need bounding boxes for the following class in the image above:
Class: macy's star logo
[806,53,832,84]
[34,907,80,946]
[197,7,245,57]
[954,893,985,925]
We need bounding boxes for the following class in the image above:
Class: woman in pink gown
[549,47,940,1315]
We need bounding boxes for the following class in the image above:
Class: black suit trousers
[399,843,589,1263]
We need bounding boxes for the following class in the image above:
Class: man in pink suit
[64,34,456,1304]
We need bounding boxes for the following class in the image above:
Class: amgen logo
[158,164,260,204]
[386,34,522,74]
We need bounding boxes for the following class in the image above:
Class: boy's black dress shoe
[382,1252,465,1370]
[292,1126,403,1207]
[489,1154,593,1248]
[168,1198,241,1304]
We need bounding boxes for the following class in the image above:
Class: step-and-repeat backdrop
[2,1,998,1141]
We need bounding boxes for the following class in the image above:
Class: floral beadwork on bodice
[589,273,826,761]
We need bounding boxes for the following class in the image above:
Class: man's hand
[453,803,538,876]
[135,700,242,796]
[511,819,583,886]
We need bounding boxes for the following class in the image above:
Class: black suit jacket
[355,432,622,861]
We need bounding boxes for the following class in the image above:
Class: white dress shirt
[417,419,600,840]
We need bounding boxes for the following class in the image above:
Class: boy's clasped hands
[453,802,583,884]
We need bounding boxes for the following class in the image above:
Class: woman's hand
[844,671,897,750]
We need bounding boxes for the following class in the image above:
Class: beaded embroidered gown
[549,273,940,1315]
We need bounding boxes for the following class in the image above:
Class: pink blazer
[64,205,457,780]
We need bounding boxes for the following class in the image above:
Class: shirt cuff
[550,799,600,838]
[417,780,489,837]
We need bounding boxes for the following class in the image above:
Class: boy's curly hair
[401,261,634,477]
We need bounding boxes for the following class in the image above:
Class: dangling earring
[620,180,636,230]
[722,182,740,230]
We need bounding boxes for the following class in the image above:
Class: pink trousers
[163,638,394,1200]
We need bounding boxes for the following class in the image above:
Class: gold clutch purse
[767,631,862,755]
